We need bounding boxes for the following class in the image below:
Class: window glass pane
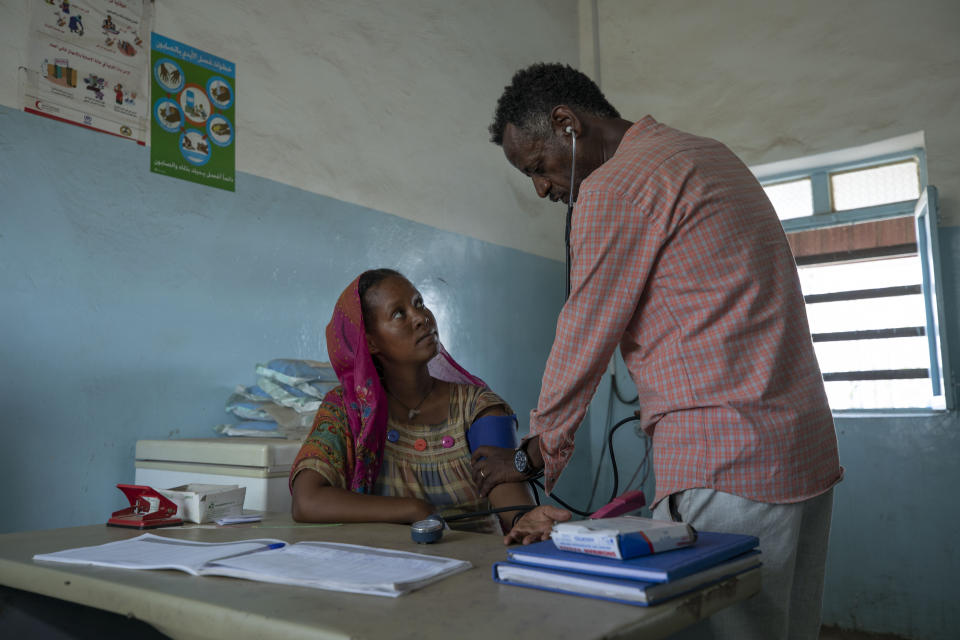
[814,336,930,372]
[797,254,934,409]
[825,379,935,410]
[805,295,926,334]
[763,178,813,220]
[797,256,920,296]
[831,160,920,211]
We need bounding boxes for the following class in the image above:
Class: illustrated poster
[25,0,152,143]
[149,33,235,191]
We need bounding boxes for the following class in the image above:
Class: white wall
[0,0,578,259]
[585,0,960,224]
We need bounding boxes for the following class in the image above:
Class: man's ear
[550,105,579,138]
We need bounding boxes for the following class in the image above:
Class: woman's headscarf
[323,274,484,492]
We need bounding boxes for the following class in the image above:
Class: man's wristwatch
[514,441,539,477]
[513,446,532,476]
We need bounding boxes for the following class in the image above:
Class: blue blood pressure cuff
[467,414,520,453]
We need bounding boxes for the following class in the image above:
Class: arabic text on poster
[149,33,236,192]
[24,0,151,143]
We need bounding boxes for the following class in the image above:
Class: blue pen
[221,541,286,561]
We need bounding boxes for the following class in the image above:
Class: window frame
[762,148,927,233]
[756,148,954,414]
[914,186,954,411]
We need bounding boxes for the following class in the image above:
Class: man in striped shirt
[474,63,843,639]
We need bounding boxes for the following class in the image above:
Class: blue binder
[493,550,761,606]
[505,531,759,583]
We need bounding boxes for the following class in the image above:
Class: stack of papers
[34,533,471,597]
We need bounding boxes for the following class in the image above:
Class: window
[830,160,921,211]
[755,142,952,411]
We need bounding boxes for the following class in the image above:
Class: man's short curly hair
[489,62,620,146]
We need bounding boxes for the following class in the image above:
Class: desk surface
[0,515,759,640]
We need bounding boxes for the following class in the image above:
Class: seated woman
[290,269,534,533]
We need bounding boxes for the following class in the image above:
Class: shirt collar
[619,115,659,148]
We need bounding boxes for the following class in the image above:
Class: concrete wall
[585,1,960,637]
[0,0,589,533]
[0,0,577,259]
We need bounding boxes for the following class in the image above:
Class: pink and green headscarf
[323,274,484,492]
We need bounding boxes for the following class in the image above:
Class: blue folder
[493,550,761,606]
[505,531,759,583]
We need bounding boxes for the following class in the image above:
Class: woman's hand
[471,446,528,496]
[405,497,437,524]
[292,469,438,524]
[503,505,572,545]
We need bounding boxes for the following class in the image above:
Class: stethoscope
[411,128,584,545]
[410,412,645,544]
[564,126,576,299]
[411,507,535,543]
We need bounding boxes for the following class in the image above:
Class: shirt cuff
[528,419,576,495]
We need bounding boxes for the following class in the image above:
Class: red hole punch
[107,484,183,529]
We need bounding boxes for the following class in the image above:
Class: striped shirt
[291,383,508,533]
[530,116,843,507]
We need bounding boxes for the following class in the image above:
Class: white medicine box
[135,438,301,513]
[157,484,246,523]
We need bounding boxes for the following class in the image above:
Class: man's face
[502,123,579,205]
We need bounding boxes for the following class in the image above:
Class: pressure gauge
[410,517,444,544]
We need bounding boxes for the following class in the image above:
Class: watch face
[514,448,529,474]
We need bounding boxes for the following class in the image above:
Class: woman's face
[363,276,439,366]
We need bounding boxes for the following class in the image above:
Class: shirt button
[441,436,455,449]
[386,429,400,443]
[414,438,427,451]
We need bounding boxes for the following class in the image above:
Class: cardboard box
[156,484,246,523]
[551,516,697,560]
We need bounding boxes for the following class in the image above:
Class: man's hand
[471,445,527,496]
[503,505,572,545]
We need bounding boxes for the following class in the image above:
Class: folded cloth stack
[216,359,338,440]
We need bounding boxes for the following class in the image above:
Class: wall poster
[24,0,152,144]
[149,33,235,191]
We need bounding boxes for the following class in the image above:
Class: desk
[0,515,759,639]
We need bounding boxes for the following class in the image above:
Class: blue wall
[4,103,959,638]
[0,105,585,533]
[825,413,960,638]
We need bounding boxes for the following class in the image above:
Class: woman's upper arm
[468,387,514,424]
[474,404,507,420]
[289,393,352,492]
[292,467,332,492]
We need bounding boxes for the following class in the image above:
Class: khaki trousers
[652,487,834,640]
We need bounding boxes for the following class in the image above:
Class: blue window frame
[915,186,953,409]
[757,148,953,412]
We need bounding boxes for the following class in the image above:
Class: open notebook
[33,533,471,597]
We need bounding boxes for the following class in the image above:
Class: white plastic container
[134,438,301,513]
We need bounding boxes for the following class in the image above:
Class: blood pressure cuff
[467,414,520,453]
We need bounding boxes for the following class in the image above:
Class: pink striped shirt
[530,116,843,506]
